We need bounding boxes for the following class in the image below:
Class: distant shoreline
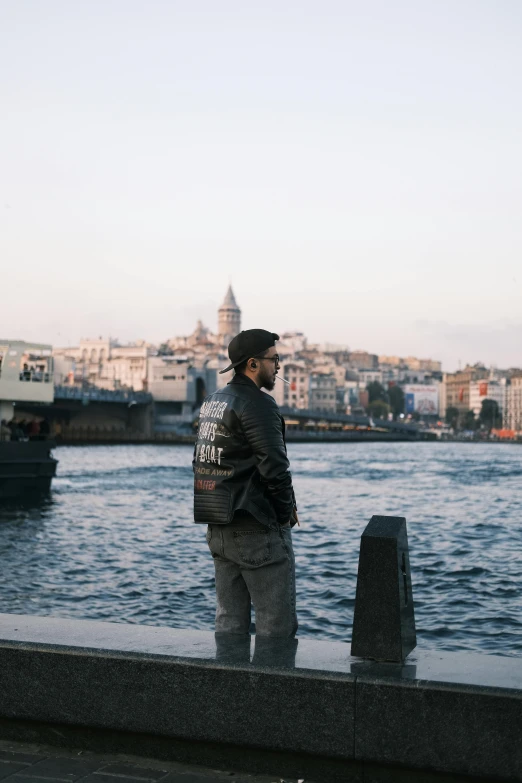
[51,434,521,446]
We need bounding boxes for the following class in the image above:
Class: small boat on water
[0,440,58,500]
[0,339,58,501]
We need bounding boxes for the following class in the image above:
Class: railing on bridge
[54,385,152,405]
[278,405,420,434]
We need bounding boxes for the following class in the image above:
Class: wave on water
[59,464,193,479]
[1,442,521,657]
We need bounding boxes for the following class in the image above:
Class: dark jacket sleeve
[240,397,295,524]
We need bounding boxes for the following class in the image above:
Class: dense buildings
[51,287,521,434]
[53,338,149,391]
[440,367,489,419]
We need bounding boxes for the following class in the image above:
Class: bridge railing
[278,405,419,433]
[54,385,152,405]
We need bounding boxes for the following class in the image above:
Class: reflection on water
[0,442,521,657]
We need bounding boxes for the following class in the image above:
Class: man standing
[193,329,298,637]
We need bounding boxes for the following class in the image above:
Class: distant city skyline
[1,1,521,372]
[25,283,520,374]
[2,282,522,373]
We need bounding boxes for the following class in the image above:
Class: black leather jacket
[193,373,296,527]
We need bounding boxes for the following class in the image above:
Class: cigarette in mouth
[276,376,291,384]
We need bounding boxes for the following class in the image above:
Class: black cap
[219,329,279,374]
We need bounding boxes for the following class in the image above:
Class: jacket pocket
[233,529,271,566]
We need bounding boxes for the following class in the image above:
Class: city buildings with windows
[440,366,489,419]
[309,371,337,413]
[272,361,309,409]
[469,379,507,419]
[504,375,522,432]
[53,339,150,391]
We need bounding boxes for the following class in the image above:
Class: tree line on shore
[365,381,502,431]
[365,382,405,420]
[444,399,502,432]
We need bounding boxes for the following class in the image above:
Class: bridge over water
[15,386,426,442]
[279,405,425,440]
[54,385,153,405]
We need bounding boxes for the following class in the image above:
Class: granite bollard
[351,515,416,662]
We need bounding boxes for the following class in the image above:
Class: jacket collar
[228,373,260,391]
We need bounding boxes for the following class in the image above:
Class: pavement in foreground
[0,740,304,783]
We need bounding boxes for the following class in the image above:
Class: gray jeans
[206,517,297,637]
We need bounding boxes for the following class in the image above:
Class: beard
[261,367,276,391]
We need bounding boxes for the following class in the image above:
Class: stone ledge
[1,614,521,781]
[356,674,522,781]
[0,615,354,762]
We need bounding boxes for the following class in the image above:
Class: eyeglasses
[255,354,280,365]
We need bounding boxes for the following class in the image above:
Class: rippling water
[0,443,521,657]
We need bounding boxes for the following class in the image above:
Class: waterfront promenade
[0,740,276,783]
[1,613,521,782]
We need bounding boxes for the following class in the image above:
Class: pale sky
[1,1,521,371]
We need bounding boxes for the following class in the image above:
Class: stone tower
[218,285,241,348]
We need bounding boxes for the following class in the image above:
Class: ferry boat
[0,340,58,500]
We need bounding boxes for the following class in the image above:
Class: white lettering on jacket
[195,444,224,466]
[200,400,227,420]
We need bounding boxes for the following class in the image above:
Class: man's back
[193,373,295,528]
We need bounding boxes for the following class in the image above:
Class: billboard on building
[403,384,439,415]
